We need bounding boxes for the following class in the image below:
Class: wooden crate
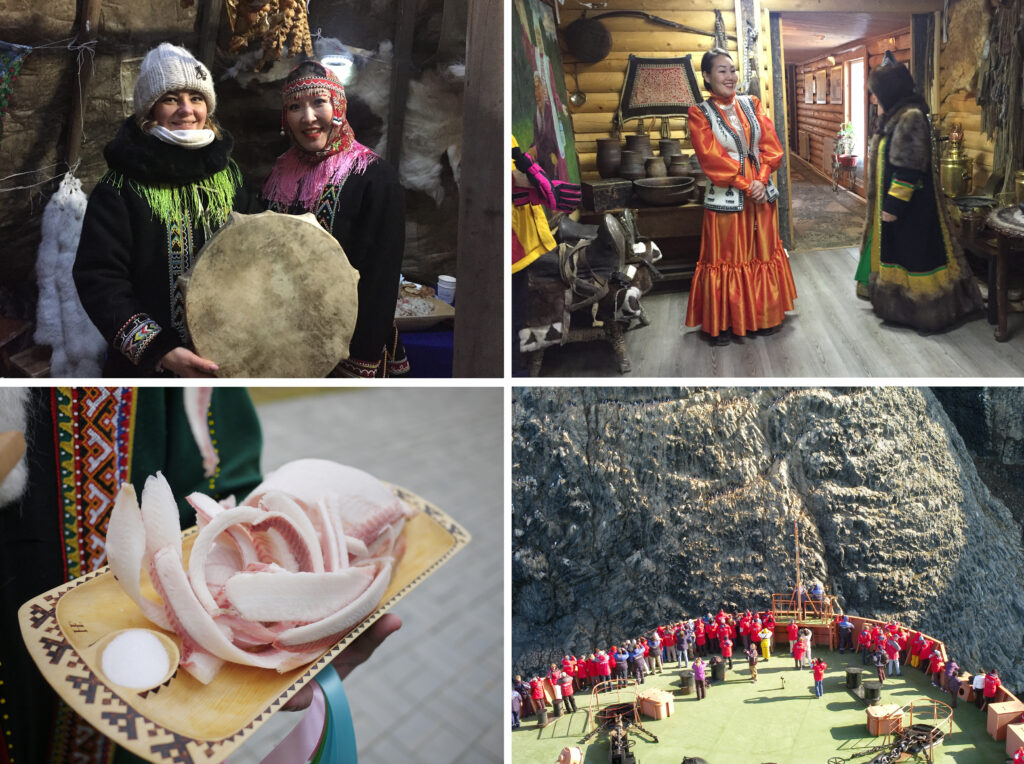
[1004,722,1024,756]
[867,704,903,736]
[987,700,1024,740]
[638,689,674,720]
[581,179,633,213]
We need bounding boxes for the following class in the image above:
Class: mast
[794,518,801,617]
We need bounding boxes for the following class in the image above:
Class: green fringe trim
[101,161,242,228]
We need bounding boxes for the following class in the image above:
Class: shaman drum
[183,211,359,377]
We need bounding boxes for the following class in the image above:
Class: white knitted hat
[133,43,216,118]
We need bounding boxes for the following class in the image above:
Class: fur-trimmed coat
[856,99,982,333]
[73,119,262,377]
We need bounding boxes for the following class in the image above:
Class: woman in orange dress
[686,48,797,344]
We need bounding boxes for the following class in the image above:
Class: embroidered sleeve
[114,313,163,365]
[687,104,747,191]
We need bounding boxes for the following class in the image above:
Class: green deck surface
[512,650,1007,764]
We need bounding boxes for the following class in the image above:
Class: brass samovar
[939,122,974,197]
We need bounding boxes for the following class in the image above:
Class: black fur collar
[103,118,235,185]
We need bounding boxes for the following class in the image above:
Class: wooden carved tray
[18,487,469,764]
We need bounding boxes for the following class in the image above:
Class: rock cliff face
[933,387,1024,544]
[512,387,1024,693]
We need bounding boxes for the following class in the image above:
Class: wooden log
[579,0,737,11]
[453,0,501,377]
[867,31,912,55]
[559,10,736,29]
[65,0,103,171]
[593,31,736,52]
[868,51,911,68]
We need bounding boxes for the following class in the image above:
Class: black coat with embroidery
[264,158,405,363]
[73,118,262,377]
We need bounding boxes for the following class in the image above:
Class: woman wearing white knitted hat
[74,42,262,377]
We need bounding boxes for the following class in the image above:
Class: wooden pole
[794,518,802,618]
[385,0,417,167]
[197,0,225,69]
[65,0,103,172]
[452,0,502,377]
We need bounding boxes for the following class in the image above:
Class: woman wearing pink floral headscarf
[263,60,407,377]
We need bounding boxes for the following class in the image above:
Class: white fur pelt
[34,172,106,377]
[348,41,464,204]
[0,388,30,508]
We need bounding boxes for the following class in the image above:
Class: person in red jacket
[739,614,751,650]
[695,621,707,657]
[557,670,577,714]
[812,657,828,698]
[787,619,799,647]
[721,636,734,669]
[562,654,576,692]
[982,669,1001,711]
[663,626,678,665]
[576,654,589,690]
[858,628,872,665]
[1013,745,1023,764]
[707,619,720,655]
[530,675,546,717]
[792,639,805,670]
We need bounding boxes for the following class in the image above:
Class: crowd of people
[512,609,1010,730]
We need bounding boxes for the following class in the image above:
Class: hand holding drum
[183,210,359,377]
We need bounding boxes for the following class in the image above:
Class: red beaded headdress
[263,60,377,210]
[281,62,355,160]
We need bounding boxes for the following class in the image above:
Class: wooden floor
[535,247,1024,378]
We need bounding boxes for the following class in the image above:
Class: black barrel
[551,698,562,717]
[846,666,863,689]
[863,680,881,705]
[536,706,548,726]
[680,668,695,694]
[711,660,726,682]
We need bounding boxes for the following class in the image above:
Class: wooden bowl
[633,176,695,206]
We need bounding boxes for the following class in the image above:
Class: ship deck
[511,649,1007,763]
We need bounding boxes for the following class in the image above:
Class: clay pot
[596,138,621,179]
[659,138,682,170]
[668,155,691,177]
[624,134,653,160]
[618,149,645,180]
[645,157,667,178]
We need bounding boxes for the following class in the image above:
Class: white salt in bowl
[94,628,180,692]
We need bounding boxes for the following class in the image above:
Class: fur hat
[867,53,916,111]
[133,43,216,118]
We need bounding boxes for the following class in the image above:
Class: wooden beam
[452,0,502,377]
[770,11,793,251]
[762,0,940,10]
[197,0,224,68]
[65,0,103,171]
[385,0,417,167]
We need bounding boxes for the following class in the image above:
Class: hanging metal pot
[563,14,612,63]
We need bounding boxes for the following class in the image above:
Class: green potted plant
[836,122,856,157]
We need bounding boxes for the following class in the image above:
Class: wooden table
[984,206,1024,341]
[581,203,704,288]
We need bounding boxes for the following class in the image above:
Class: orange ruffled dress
[685,94,797,337]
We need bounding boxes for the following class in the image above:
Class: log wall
[793,27,910,194]
[935,0,994,192]
[558,0,747,180]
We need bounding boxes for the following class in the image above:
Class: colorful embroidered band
[888,178,917,203]
[115,312,162,365]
